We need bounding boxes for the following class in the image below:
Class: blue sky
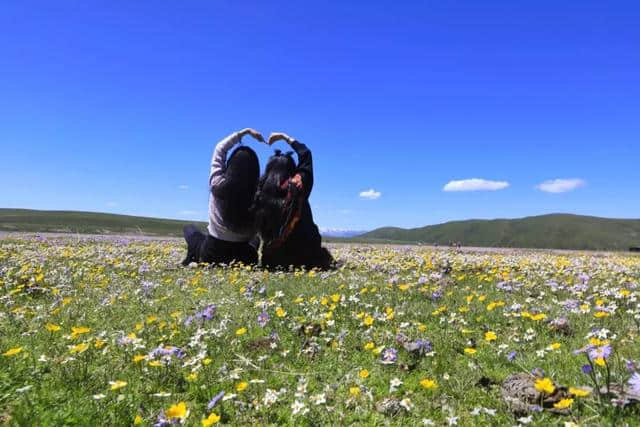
[2,1,639,230]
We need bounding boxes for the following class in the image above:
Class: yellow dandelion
[484,331,497,342]
[236,381,248,392]
[464,348,477,355]
[275,308,286,318]
[235,327,247,336]
[202,412,221,426]
[166,402,188,420]
[359,369,370,379]
[553,398,573,409]
[420,378,438,389]
[109,380,128,391]
[2,347,23,357]
[45,323,61,332]
[349,386,361,397]
[534,377,555,394]
[363,315,374,326]
[364,342,375,350]
[69,343,89,354]
[569,387,591,397]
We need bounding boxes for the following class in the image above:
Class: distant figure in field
[182,128,264,266]
[252,132,333,270]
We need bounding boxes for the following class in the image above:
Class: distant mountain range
[319,228,367,238]
[1,209,639,251]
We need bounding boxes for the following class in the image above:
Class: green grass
[1,236,640,425]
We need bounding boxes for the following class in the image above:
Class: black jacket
[262,141,333,269]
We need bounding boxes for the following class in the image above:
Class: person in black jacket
[252,132,334,270]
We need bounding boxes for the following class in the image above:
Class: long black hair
[252,150,296,244]
[213,145,260,233]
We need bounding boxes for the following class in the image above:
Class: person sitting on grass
[182,128,264,266]
[252,132,334,270]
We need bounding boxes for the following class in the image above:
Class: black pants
[182,225,258,266]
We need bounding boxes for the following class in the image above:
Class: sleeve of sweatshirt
[209,132,241,188]
[291,140,313,198]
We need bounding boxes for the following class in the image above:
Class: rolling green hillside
[360,214,640,250]
[2,209,640,250]
[0,209,206,237]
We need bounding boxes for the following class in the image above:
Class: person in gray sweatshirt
[181,128,264,266]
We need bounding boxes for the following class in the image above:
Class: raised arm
[268,132,313,197]
[210,128,264,188]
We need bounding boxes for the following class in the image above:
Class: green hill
[360,214,640,250]
[0,208,206,237]
[2,209,640,250]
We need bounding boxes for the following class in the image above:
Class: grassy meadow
[1,235,640,426]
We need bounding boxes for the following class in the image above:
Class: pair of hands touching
[237,128,294,146]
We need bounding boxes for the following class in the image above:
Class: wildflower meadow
[1,235,640,426]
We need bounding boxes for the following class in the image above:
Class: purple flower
[582,364,593,374]
[414,339,432,355]
[573,344,595,356]
[381,348,398,364]
[531,367,545,377]
[589,345,612,361]
[628,372,640,395]
[207,391,225,410]
[530,405,543,412]
[257,311,270,328]
[197,304,217,320]
[507,351,517,361]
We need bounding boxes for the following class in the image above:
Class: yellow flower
[550,342,561,350]
[202,358,212,366]
[236,381,248,392]
[166,402,188,420]
[420,378,438,389]
[594,357,606,367]
[364,342,375,350]
[69,343,89,354]
[331,294,340,303]
[94,338,106,349]
[109,380,128,391]
[372,346,384,355]
[133,354,148,363]
[531,313,547,321]
[569,387,591,397]
[349,386,361,397]
[71,326,91,339]
[133,415,143,425]
[359,369,370,379]
[2,347,23,357]
[202,412,221,426]
[235,327,247,336]
[534,377,555,394]
[275,308,287,318]
[398,284,410,291]
[594,311,610,318]
[149,360,163,367]
[186,373,198,382]
[464,348,477,355]
[363,316,374,326]
[553,398,574,409]
[45,323,61,332]
[484,331,497,342]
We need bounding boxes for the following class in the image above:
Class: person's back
[182,128,264,266]
[255,132,334,270]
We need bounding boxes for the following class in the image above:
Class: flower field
[1,235,640,426]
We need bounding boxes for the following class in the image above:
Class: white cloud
[443,178,510,192]
[106,201,118,207]
[536,178,586,193]
[359,189,381,200]
[178,185,189,190]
